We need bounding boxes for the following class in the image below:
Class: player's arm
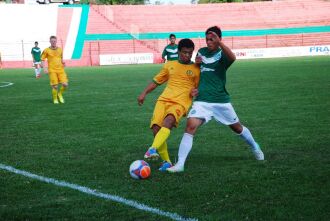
[31,49,35,63]
[161,48,167,63]
[208,31,236,63]
[195,52,202,66]
[138,65,169,105]
[41,60,48,73]
[61,49,65,67]
[219,41,236,63]
[40,50,48,73]
[191,68,200,97]
[137,82,158,106]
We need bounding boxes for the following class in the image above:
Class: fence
[1,32,330,68]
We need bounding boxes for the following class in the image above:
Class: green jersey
[31,47,41,62]
[162,44,178,61]
[195,47,234,103]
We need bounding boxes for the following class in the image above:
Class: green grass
[0,56,329,221]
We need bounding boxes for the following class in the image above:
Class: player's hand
[43,67,49,74]
[62,62,66,67]
[191,88,199,97]
[137,93,146,106]
[195,56,202,64]
[208,31,221,42]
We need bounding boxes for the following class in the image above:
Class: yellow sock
[158,142,171,163]
[59,86,66,95]
[151,127,171,149]
[52,88,58,101]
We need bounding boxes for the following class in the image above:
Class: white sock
[177,133,194,167]
[239,126,258,149]
[38,68,41,75]
[35,69,39,76]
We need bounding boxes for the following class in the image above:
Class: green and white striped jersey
[195,47,234,103]
[162,44,178,61]
[31,47,41,62]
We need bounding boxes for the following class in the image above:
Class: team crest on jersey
[186,70,193,76]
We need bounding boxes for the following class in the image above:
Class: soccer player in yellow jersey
[137,38,200,171]
[41,36,68,104]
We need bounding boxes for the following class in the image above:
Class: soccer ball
[129,160,151,179]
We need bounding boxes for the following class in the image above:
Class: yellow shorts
[49,70,68,86]
[150,101,186,128]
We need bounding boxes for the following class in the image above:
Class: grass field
[0,56,329,221]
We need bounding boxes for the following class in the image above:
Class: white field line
[0,163,198,221]
[0,82,14,88]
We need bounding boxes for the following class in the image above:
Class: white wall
[0,4,58,61]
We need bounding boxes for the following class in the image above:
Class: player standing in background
[161,34,178,62]
[138,38,200,171]
[167,26,264,173]
[31,41,42,78]
[41,36,68,104]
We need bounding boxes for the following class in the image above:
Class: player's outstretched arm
[137,82,158,106]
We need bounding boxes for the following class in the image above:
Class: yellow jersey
[153,60,200,114]
[41,47,64,71]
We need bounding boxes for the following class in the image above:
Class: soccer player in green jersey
[31,41,42,78]
[167,26,264,173]
[161,34,178,62]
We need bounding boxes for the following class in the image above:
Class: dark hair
[35,41,38,44]
[178,38,195,51]
[50,36,57,40]
[205,26,222,38]
[169,34,176,39]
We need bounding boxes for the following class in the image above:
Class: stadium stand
[87,0,330,64]
[0,0,329,68]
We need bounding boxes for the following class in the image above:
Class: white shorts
[33,62,41,65]
[188,101,239,125]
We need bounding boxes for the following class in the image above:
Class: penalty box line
[0,82,14,88]
[0,163,198,221]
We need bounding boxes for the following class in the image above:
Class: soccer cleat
[158,161,172,172]
[251,143,264,160]
[166,164,184,173]
[58,93,65,104]
[36,75,41,78]
[144,147,159,160]
[53,99,59,104]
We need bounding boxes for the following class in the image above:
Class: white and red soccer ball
[129,160,151,179]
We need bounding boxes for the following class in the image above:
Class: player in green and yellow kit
[138,38,200,171]
[31,41,42,78]
[161,34,178,62]
[168,26,264,173]
[41,36,68,104]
